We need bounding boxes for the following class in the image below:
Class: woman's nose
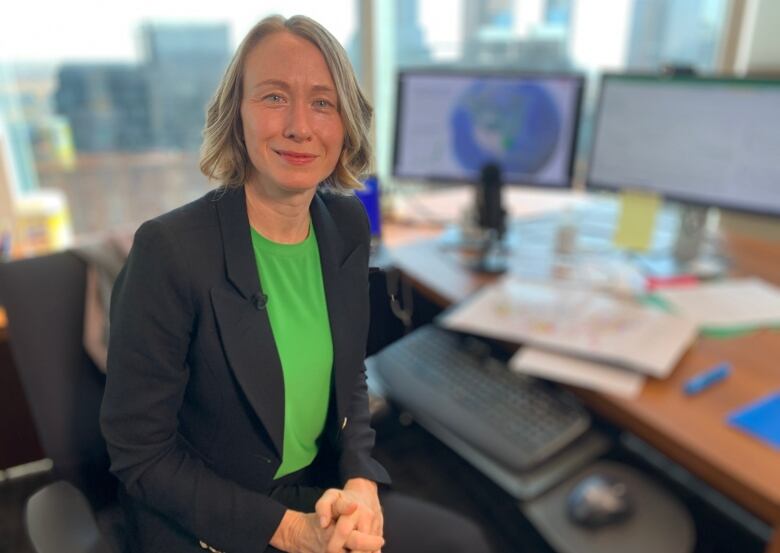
[283,101,313,141]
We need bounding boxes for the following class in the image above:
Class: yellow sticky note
[613,189,660,251]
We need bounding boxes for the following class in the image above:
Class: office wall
[736,0,780,74]
[717,0,780,239]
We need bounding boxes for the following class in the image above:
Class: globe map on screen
[450,81,562,175]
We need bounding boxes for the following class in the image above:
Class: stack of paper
[439,276,699,398]
[656,278,780,330]
[510,348,646,398]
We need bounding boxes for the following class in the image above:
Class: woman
[101,14,491,553]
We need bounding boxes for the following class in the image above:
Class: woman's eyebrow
[251,79,336,95]
[252,79,290,91]
[311,84,336,95]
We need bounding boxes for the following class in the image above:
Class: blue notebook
[728,392,780,450]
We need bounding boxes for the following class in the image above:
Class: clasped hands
[275,478,384,553]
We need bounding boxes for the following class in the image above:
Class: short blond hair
[199,15,371,191]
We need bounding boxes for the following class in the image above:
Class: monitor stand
[641,204,728,278]
[439,165,511,274]
[468,229,509,274]
[674,204,709,263]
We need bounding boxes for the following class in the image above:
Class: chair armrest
[25,480,113,553]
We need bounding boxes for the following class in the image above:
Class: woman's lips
[275,150,317,165]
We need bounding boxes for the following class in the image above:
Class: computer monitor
[392,70,584,188]
[588,74,780,217]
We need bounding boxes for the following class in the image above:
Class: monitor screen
[588,74,780,216]
[392,70,584,188]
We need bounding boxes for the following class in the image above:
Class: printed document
[510,347,646,398]
[657,278,780,329]
[440,276,697,378]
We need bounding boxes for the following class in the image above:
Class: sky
[0,0,462,64]
[1,1,354,63]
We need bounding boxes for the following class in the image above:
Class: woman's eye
[264,94,284,103]
[314,99,332,108]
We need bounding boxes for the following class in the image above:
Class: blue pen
[684,362,732,395]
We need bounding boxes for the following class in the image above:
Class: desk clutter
[437,275,692,399]
[440,276,698,378]
[381,69,780,552]
[431,272,780,402]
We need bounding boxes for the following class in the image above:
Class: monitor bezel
[587,72,780,217]
[391,67,585,189]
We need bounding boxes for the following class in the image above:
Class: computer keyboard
[372,325,591,472]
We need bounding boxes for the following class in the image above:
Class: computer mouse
[565,473,634,529]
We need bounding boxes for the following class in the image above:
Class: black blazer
[100,185,390,553]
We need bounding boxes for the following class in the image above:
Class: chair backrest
[0,251,115,507]
[367,266,408,357]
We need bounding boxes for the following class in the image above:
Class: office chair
[367,265,409,357]
[1,251,403,551]
[0,251,125,553]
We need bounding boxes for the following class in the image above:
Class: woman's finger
[315,488,341,528]
[344,529,385,553]
[331,496,358,518]
[327,510,358,553]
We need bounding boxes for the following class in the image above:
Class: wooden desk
[386,226,780,553]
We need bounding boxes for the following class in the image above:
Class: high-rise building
[0,63,42,192]
[460,0,571,70]
[395,0,432,68]
[462,0,515,41]
[139,23,231,151]
[54,23,231,153]
[627,0,725,71]
[346,0,431,83]
[54,63,152,152]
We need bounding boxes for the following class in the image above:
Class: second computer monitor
[588,74,780,216]
[393,70,584,188]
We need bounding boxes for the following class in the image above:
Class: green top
[250,223,333,479]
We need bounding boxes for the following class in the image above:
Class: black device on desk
[477,163,506,238]
[372,324,591,473]
[472,162,509,274]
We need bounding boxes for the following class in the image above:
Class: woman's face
[240,31,344,195]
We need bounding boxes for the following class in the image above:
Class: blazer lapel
[211,186,284,458]
[310,194,364,433]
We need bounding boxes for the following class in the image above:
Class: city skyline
[53,22,232,153]
[1,0,733,235]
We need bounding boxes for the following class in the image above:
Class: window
[394,0,728,73]
[1,1,358,238]
[0,0,736,243]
